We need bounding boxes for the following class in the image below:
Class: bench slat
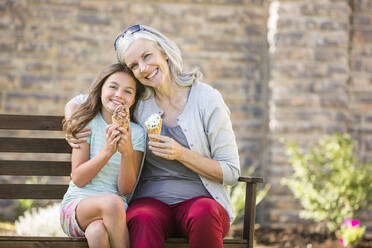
[0,240,87,248]
[0,115,63,130]
[0,137,72,153]
[0,237,248,248]
[0,160,71,176]
[0,184,68,199]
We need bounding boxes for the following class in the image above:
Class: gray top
[134,124,211,204]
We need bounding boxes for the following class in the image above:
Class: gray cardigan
[133,81,241,221]
[68,81,241,221]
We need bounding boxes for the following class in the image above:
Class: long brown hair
[63,63,144,137]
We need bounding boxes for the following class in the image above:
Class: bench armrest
[237,176,264,247]
[238,176,264,183]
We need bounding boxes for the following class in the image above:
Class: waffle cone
[146,119,162,142]
[112,117,129,131]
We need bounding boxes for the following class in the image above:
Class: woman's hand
[65,127,91,149]
[148,134,185,160]
[118,127,133,155]
[149,134,223,183]
[103,124,121,156]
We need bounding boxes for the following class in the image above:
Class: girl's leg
[76,194,129,248]
[172,196,230,248]
[85,220,109,248]
[126,197,174,248]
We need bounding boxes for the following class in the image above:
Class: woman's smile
[145,68,159,81]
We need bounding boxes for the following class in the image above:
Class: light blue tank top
[61,112,146,210]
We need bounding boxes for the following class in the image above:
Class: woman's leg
[172,196,230,248]
[76,194,129,248]
[126,197,174,248]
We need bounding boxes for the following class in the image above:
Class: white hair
[115,25,202,99]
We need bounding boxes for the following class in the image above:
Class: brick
[351,58,372,73]
[312,32,348,47]
[25,62,54,73]
[320,95,348,108]
[0,74,17,90]
[313,80,347,93]
[352,0,372,12]
[366,137,372,150]
[20,74,52,91]
[272,62,329,78]
[273,32,307,46]
[366,114,372,123]
[351,44,372,57]
[77,13,110,25]
[271,47,313,60]
[300,2,350,17]
[353,14,372,26]
[314,48,348,61]
[351,91,372,104]
[0,42,16,52]
[277,17,348,31]
[353,30,372,43]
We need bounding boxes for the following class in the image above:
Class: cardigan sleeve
[202,88,241,185]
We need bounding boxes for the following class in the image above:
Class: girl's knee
[85,220,108,240]
[102,194,126,216]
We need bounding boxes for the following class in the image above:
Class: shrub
[282,133,372,231]
[15,203,65,237]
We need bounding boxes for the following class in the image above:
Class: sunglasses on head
[114,24,145,50]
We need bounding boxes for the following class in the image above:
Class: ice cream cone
[146,119,163,142]
[112,105,130,131]
[144,113,163,142]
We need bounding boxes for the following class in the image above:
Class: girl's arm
[71,124,121,187]
[117,127,143,195]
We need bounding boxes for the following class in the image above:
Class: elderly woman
[66,24,240,248]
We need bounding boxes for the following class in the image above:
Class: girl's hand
[148,134,185,160]
[65,127,91,149]
[118,127,133,155]
[103,124,121,156]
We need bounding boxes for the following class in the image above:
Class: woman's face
[100,71,136,117]
[124,38,170,89]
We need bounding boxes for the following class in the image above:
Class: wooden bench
[0,114,263,248]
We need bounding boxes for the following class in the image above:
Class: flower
[339,238,344,246]
[343,218,360,227]
[339,219,365,247]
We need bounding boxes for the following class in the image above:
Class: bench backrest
[0,114,71,200]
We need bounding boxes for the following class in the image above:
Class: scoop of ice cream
[144,113,162,130]
[112,105,130,128]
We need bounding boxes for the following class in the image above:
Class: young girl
[60,63,145,248]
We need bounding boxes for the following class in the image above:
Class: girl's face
[100,71,136,119]
[124,38,170,89]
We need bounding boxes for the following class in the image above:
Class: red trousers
[126,196,230,248]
